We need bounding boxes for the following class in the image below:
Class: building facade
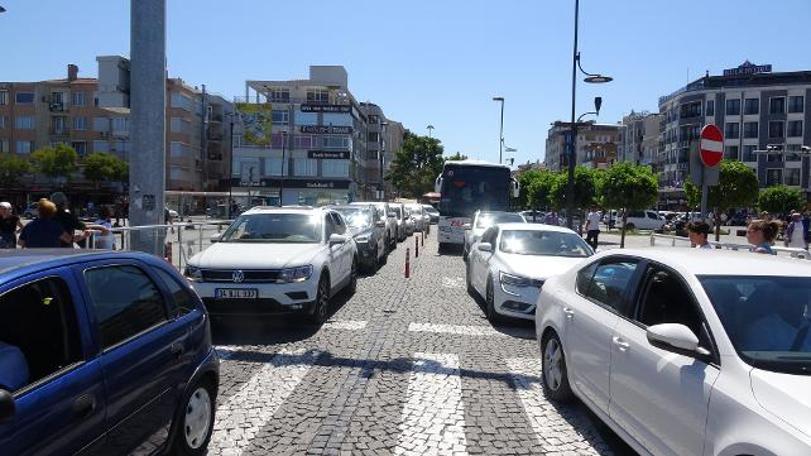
[232,66,403,206]
[618,111,661,166]
[544,121,620,171]
[658,61,811,199]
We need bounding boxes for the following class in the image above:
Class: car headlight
[184,265,203,282]
[499,271,532,288]
[277,265,313,283]
[355,234,371,244]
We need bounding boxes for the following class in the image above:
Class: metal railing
[649,233,811,260]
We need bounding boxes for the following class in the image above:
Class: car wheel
[345,258,358,296]
[308,275,330,325]
[438,242,447,255]
[485,277,502,324]
[172,379,216,455]
[542,332,573,401]
[465,261,477,298]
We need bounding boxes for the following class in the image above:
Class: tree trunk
[714,209,722,242]
[620,212,628,248]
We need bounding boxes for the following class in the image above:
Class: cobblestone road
[207,232,636,455]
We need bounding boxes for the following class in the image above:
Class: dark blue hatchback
[0,249,219,455]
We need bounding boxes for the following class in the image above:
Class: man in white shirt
[687,220,713,249]
[583,207,602,250]
[784,211,808,250]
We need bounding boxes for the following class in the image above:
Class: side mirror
[375,220,385,228]
[0,389,15,424]
[329,234,348,247]
[646,323,702,354]
[477,242,493,253]
[210,233,222,243]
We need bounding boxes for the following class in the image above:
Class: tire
[541,332,574,401]
[307,275,330,325]
[438,242,447,255]
[344,258,358,296]
[465,261,477,298]
[485,277,502,324]
[172,378,216,455]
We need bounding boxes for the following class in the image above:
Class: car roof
[331,205,371,211]
[596,248,811,277]
[0,249,162,282]
[496,223,576,233]
[243,206,321,215]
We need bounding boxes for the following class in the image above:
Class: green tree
[445,151,468,161]
[83,152,129,187]
[599,162,659,248]
[549,166,598,213]
[0,153,32,188]
[758,185,805,216]
[684,160,758,239]
[385,131,445,198]
[525,170,557,210]
[31,143,78,184]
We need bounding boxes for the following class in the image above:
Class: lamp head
[594,97,603,115]
[584,74,613,84]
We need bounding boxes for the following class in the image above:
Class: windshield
[424,206,438,214]
[500,230,593,257]
[391,207,402,219]
[700,276,811,375]
[476,212,525,229]
[333,208,372,229]
[220,213,322,243]
[439,165,511,218]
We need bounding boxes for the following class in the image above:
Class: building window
[72,117,86,131]
[724,122,740,139]
[0,91,7,105]
[170,92,193,111]
[93,140,109,153]
[15,92,34,104]
[322,159,350,178]
[0,116,5,129]
[293,135,312,149]
[724,146,739,160]
[72,92,85,107]
[679,102,701,118]
[170,141,186,157]
[705,100,714,117]
[321,135,350,149]
[725,99,740,116]
[785,168,801,186]
[766,169,782,187]
[51,116,66,134]
[170,117,190,134]
[306,89,329,104]
[769,97,785,115]
[788,120,803,137]
[15,140,34,154]
[743,121,758,139]
[367,132,380,142]
[368,114,380,125]
[366,149,379,160]
[14,116,34,129]
[71,141,87,156]
[271,109,289,125]
[744,98,759,115]
[0,140,8,153]
[768,121,785,139]
[112,117,128,133]
[295,110,318,125]
[293,158,317,177]
[93,117,109,132]
[264,158,283,176]
[112,140,128,153]
[268,88,290,103]
[788,96,804,113]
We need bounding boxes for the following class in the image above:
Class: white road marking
[209,349,317,456]
[441,276,466,289]
[323,319,368,331]
[394,353,467,456]
[408,322,506,337]
[506,358,600,455]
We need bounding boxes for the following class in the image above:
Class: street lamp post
[427,125,434,138]
[493,97,505,164]
[380,121,388,201]
[566,0,613,229]
[279,131,287,206]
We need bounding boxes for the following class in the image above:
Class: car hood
[500,253,587,280]
[189,242,323,269]
[750,368,811,438]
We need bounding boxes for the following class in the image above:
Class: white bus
[434,159,518,253]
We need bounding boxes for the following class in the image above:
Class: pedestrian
[543,211,560,226]
[783,211,809,250]
[50,192,89,247]
[686,220,713,249]
[18,199,73,248]
[583,206,601,250]
[0,202,23,249]
[746,219,781,254]
[760,211,771,221]
[92,206,116,250]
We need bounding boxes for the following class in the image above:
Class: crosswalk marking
[322,319,368,330]
[209,349,318,456]
[394,353,467,456]
[506,358,601,455]
[408,322,506,337]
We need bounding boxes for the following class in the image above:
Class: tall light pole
[279,131,287,206]
[427,124,434,138]
[380,121,389,201]
[224,111,239,219]
[566,0,612,229]
[493,97,505,164]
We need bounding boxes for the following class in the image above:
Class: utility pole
[493,97,505,164]
[279,131,287,206]
[200,84,209,191]
[129,0,166,254]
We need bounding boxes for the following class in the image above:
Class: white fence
[649,233,811,260]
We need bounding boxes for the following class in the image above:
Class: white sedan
[466,223,593,322]
[535,249,811,456]
[185,206,358,324]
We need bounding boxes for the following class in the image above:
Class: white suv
[618,209,665,231]
[185,207,358,324]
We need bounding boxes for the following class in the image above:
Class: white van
[618,210,665,231]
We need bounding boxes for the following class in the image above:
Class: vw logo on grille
[232,270,245,283]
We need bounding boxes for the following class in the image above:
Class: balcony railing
[233,96,349,106]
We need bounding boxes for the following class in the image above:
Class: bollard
[405,248,411,278]
[415,235,419,258]
[421,232,425,247]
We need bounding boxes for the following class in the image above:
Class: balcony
[48,101,65,113]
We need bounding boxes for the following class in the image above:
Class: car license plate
[215,288,258,299]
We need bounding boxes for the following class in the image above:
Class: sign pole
[700,166,709,220]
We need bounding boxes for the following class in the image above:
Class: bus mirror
[512,180,520,198]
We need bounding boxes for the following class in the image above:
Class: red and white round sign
[699,124,724,167]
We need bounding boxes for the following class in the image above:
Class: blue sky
[1,0,810,166]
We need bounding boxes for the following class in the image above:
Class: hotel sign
[232,178,351,190]
[723,61,772,77]
[308,150,349,160]
[299,125,353,134]
[300,104,351,113]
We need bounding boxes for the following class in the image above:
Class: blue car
[0,249,219,455]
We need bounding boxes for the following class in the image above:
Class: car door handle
[562,307,575,318]
[612,336,630,351]
[170,342,185,358]
[73,394,96,418]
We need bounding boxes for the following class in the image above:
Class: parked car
[520,210,546,224]
[0,249,219,455]
[404,207,416,236]
[185,206,358,324]
[388,203,407,242]
[535,249,811,456]
[352,202,398,251]
[423,204,440,224]
[618,210,666,231]
[466,223,593,323]
[463,210,526,260]
[408,204,429,233]
[22,203,38,219]
[332,204,387,273]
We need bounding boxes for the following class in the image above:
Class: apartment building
[618,111,661,166]
[544,121,620,171]
[233,66,403,206]
[658,61,811,198]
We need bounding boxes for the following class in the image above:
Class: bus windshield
[439,165,511,218]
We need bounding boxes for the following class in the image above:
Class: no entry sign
[699,124,724,167]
